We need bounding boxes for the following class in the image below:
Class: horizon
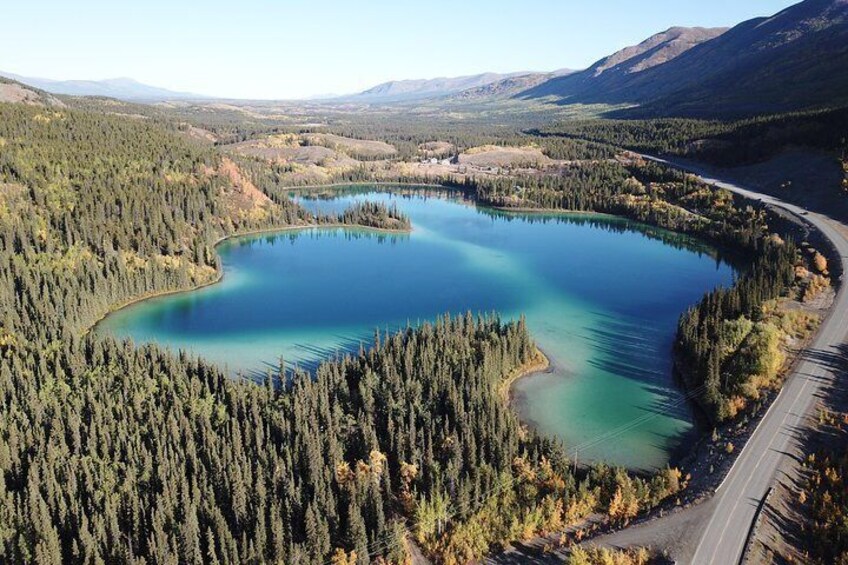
[2,0,798,99]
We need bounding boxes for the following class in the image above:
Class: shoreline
[499,346,551,405]
[87,182,765,476]
[288,181,615,218]
[487,205,617,217]
[86,220,412,336]
[89,183,723,471]
[282,181,451,192]
[289,180,683,226]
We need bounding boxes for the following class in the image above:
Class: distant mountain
[521,0,848,117]
[351,72,535,102]
[451,69,574,101]
[0,72,208,101]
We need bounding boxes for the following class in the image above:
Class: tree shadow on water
[584,313,691,422]
[241,335,367,383]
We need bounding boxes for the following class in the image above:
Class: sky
[2,0,799,100]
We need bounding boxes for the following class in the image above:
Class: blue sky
[2,0,798,99]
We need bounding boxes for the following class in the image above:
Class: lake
[96,186,735,470]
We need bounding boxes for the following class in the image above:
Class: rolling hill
[520,0,848,117]
[0,77,65,107]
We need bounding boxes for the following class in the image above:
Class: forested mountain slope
[0,103,297,341]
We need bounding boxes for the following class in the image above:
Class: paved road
[645,156,848,564]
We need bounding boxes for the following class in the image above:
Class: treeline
[0,103,285,342]
[334,201,410,231]
[468,161,632,210]
[533,119,729,157]
[567,546,656,565]
[0,308,684,564]
[536,105,848,167]
[801,413,848,564]
[676,240,797,421]
[458,160,768,248]
[806,449,848,564]
[0,312,529,564]
[210,116,616,163]
[422,458,683,564]
[684,106,848,166]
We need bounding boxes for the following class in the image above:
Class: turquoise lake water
[96,187,735,470]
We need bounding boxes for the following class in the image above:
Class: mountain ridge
[350,71,540,102]
[0,72,209,101]
[519,26,728,101]
[449,69,575,101]
[520,0,848,117]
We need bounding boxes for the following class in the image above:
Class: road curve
[646,156,848,565]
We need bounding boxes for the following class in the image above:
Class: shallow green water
[97,187,735,469]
